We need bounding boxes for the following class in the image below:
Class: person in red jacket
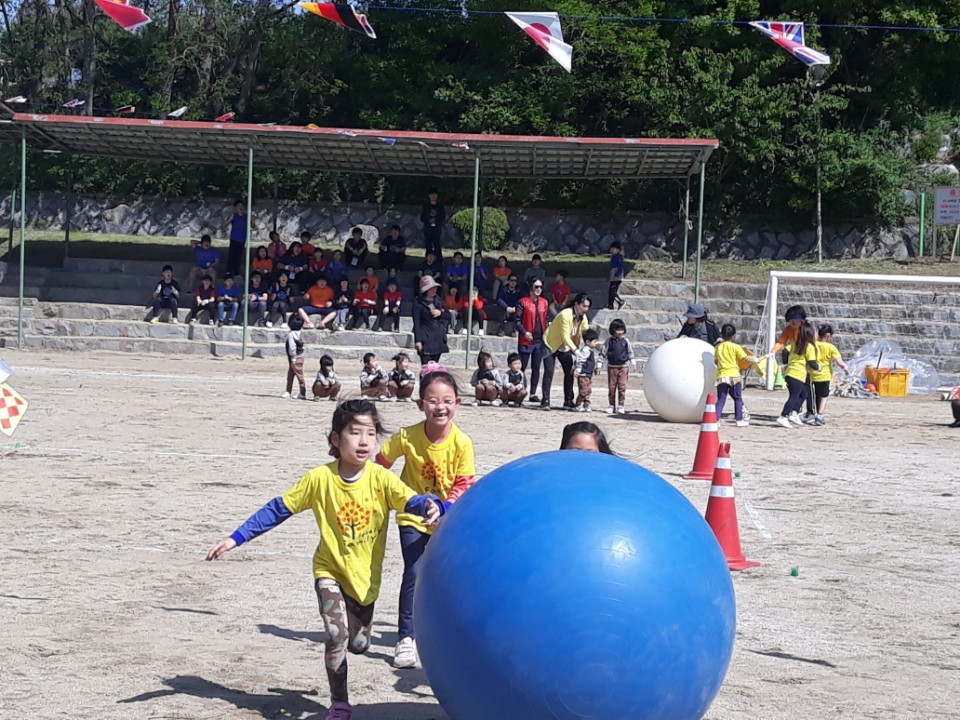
[514,278,550,406]
[349,278,378,330]
[378,278,404,332]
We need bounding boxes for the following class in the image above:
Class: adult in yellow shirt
[807,324,849,425]
[205,400,442,719]
[776,321,821,428]
[376,370,476,669]
[542,292,592,411]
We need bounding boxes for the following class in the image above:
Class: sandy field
[1,349,958,720]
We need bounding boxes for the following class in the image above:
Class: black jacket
[678,318,720,345]
[412,294,449,356]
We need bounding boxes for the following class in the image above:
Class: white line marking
[742,500,774,541]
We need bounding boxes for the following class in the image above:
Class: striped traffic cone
[704,442,759,571]
[683,393,719,480]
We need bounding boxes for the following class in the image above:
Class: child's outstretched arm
[405,494,444,526]
[205,497,293,561]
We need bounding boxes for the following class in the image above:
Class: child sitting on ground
[379,278,403,332]
[500,352,527,407]
[388,352,417,401]
[714,323,759,427]
[312,354,341,402]
[360,352,389,400]
[573,328,600,412]
[470,351,503,406]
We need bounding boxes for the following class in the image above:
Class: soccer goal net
[755,271,960,390]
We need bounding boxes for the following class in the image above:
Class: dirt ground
[1,349,958,720]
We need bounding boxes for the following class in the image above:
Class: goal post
[758,270,960,391]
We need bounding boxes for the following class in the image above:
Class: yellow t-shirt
[715,341,750,382]
[281,460,414,606]
[811,342,842,383]
[379,421,476,533]
[785,342,817,381]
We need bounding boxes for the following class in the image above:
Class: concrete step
[64,257,195,276]
[0,285,43,299]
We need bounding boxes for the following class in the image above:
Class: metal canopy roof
[0,112,717,180]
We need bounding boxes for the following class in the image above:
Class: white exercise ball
[643,338,717,423]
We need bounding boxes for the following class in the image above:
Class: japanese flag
[505,12,573,73]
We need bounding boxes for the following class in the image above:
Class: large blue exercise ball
[414,450,736,720]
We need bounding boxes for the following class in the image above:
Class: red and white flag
[0,383,28,437]
[215,112,235,122]
[116,105,136,115]
[505,11,573,72]
[93,0,152,33]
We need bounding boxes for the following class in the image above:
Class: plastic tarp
[847,339,941,396]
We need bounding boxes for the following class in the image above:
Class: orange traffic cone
[684,392,719,480]
[705,442,759,571]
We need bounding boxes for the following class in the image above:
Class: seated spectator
[445,251,469,295]
[343,227,368,271]
[308,248,328,278]
[327,249,347,285]
[492,255,512,298]
[252,245,273,279]
[298,276,336,329]
[444,286,468,334]
[473,251,492,293]
[378,225,407,271]
[379,278,403,332]
[359,352,389,399]
[215,274,241,326]
[189,234,219,288]
[494,274,523,337]
[470,286,487,336]
[522,253,546,291]
[549,269,571,320]
[149,264,181,324]
[312,355,341,401]
[299,231,316,257]
[186,274,217,325]
[332,278,353,331]
[387,352,416,401]
[349,278,378,330]
[266,230,286,261]
[247,272,269,326]
[358,265,379,293]
[266,271,295,328]
[275,241,308,287]
[415,250,444,292]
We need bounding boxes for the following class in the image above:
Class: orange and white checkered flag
[0,383,28,437]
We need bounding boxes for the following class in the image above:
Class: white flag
[505,11,573,73]
[167,105,188,118]
[4,96,27,104]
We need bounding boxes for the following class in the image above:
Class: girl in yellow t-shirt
[714,324,760,427]
[808,324,849,425]
[376,369,477,670]
[205,400,442,719]
[777,321,821,428]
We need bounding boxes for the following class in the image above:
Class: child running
[376,370,476,669]
[559,421,615,454]
[469,351,503,406]
[359,352,389,400]
[313,354,341,402]
[714,323,760,427]
[388,352,416,401]
[283,315,306,400]
[808,324,849,425]
[205,400,443,720]
[598,319,636,414]
[777,321,820,428]
[500,352,527,407]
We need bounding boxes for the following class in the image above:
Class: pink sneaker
[326,701,352,720]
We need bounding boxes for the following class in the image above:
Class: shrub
[451,207,509,251]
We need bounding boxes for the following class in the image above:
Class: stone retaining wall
[0,192,922,261]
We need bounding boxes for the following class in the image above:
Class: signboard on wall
[934,186,960,225]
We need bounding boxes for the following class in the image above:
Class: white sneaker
[735,420,750,427]
[265,320,273,328]
[604,406,615,414]
[280,322,289,329]
[477,329,485,336]
[470,400,480,407]
[378,394,390,402]
[616,405,625,414]
[394,637,418,668]
[491,398,502,406]
[776,416,793,428]
[170,317,179,324]
[460,329,467,335]
[801,412,817,425]
[281,391,291,399]
[788,412,805,426]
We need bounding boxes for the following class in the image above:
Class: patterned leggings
[315,578,374,703]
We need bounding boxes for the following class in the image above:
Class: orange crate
[865,366,910,397]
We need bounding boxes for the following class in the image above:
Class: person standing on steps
[514,277,551,406]
[677,303,720,345]
[541,292,592,412]
[607,242,625,310]
[412,276,449,365]
[420,189,446,261]
[226,200,248,277]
